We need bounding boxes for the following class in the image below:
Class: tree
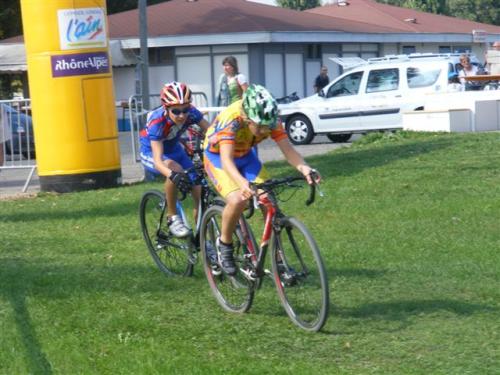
[375,0,499,26]
[446,0,499,26]
[375,0,446,14]
[277,0,320,11]
[107,0,171,15]
[0,0,22,39]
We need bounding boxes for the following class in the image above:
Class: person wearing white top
[458,54,479,84]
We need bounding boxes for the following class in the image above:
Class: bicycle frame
[242,177,316,281]
[240,193,279,281]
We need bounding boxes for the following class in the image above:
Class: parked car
[1,102,35,159]
[279,53,482,145]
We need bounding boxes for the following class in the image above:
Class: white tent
[0,44,27,72]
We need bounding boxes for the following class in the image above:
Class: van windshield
[326,71,363,98]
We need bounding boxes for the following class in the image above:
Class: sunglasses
[170,107,190,116]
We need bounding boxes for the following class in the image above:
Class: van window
[366,68,399,93]
[407,66,441,88]
[326,71,363,98]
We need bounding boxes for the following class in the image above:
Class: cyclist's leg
[162,143,193,216]
[204,151,243,243]
[163,158,183,217]
[171,144,203,224]
[141,146,181,218]
[204,149,270,241]
[204,151,249,274]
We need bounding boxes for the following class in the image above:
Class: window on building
[439,46,452,53]
[307,44,322,59]
[402,46,416,54]
[148,47,175,65]
[454,46,471,53]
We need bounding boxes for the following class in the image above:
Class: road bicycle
[138,127,216,276]
[199,175,329,332]
[139,127,257,277]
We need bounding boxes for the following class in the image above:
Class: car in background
[279,53,482,145]
[1,102,35,160]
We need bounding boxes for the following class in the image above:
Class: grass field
[1,131,499,374]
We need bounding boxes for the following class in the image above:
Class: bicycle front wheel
[200,204,255,313]
[139,190,194,277]
[271,217,329,331]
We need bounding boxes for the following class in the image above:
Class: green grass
[1,131,499,374]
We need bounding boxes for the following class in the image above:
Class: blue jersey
[139,105,204,154]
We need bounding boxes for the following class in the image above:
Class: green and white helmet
[242,84,278,128]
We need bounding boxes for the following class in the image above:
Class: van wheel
[327,133,352,143]
[286,115,314,145]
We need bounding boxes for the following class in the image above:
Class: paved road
[0,133,353,199]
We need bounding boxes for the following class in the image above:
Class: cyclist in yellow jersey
[204,84,321,276]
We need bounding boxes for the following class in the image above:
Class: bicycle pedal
[240,267,257,281]
[211,265,222,276]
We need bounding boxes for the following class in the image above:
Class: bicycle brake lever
[316,184,325,198]
[252,194,259,209]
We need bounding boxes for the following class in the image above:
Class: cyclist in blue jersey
[140,81,210,237]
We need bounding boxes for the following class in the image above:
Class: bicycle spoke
[139,190,194,277]
[200,205,255,313]
[272,217,329,332]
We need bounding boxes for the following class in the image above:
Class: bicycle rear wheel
[200,204,255,313]
[271,217,329,331]
[139,190,194,277]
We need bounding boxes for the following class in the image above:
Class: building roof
[306,0,500,35]
[1,0,499,48]
[108,0,400,38]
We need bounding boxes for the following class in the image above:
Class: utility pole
[139,0,150,111]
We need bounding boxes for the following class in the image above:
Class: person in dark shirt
[314,66,330,93]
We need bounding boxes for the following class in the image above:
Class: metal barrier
[0,98,37,192]
[0,92,222,194]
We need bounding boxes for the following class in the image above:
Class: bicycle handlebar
[245,175,319,218]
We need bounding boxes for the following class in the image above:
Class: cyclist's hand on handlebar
[169,171,192,194]
[309,168,321,184]
[239,180,254,201]
[298,165,322,185]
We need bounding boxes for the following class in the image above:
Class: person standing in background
[216,56,248,107]
[485,41,500,74]
[314,66,330,93]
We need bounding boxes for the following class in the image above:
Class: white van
[279,54,480,144]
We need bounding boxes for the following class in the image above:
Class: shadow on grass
[331,268,387,278]
[323,298,499,335]
[1,199,140,223]
[315,137,453,180]
[1,258,194,373]
[270,137,453,180]
[9,293,53,374]
[337,299,498,319]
